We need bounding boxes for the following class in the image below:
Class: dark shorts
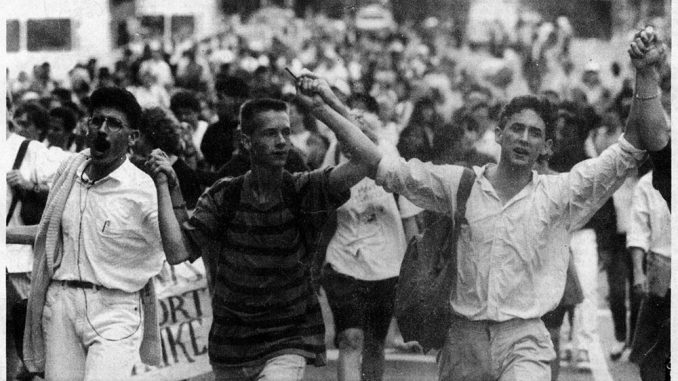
[321,265,397,342]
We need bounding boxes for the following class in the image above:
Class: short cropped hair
[239,98,288,136]
[89,87,142,130]
[170,91,201,114]
[49,107,78,133]
[498,96,557,141]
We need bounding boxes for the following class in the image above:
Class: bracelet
[172,203,186,210]
[32,183,41,193]
[634,92,660,101]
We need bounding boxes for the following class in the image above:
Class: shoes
[575,350,592,372]
[610,340,626,361]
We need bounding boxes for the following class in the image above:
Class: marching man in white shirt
[293,26,666,380]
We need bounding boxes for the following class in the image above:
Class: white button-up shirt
[53,159,165,292]
[375,136,645,321]
[627,171,671,258]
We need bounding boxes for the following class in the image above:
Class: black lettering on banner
[184,288,205,317]
[188,318,208,356]
[165,321,195,364]
[168,295,191,324]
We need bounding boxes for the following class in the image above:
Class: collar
[77,150,131,186]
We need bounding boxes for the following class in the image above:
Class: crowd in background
[5,7,671,381]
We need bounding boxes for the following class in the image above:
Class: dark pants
[631,291,670,381]
[606,237,640,343]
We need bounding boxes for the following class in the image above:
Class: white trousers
[42,282,143,381]
[570,228,599,352]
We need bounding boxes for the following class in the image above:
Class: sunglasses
[87,115,127,132]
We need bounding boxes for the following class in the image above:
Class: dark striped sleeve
[294,167,350,230]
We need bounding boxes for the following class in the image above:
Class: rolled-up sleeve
[626,181,651,252]
[375,152,465,216]
[560,135,646,231]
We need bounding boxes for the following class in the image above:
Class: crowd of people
[5,7,671,381]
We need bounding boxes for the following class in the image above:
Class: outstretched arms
[294,72,383,192]
[624,26,669,151]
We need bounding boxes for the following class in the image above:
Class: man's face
[14,113,40,140]
[244,110,291,168]
[173,107,199,129]
[47,116,68,148]
[86,107,136,167]
[496,108,551,168]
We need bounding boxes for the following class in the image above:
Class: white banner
[132,260,213,380]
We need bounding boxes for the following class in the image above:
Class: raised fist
[628,26,666,71]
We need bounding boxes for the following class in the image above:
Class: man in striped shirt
[148,94,376,380]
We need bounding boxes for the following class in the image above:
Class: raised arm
[625,26,669,151]
[147,149,195,264]
[295,73,383,192]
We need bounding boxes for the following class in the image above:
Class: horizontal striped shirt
[185,168,348,367]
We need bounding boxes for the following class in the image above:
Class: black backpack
[394,168,475,352]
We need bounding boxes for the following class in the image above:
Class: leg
[337,329,364,381]
[321,266,366,381]
[257,354,306,381]
[605,245,628,343]
[495,320,555,381]
[43,285,87,381]
[361,277,397,381]
[542,305,567,381]
[438,319,493,381]
[80,288,144,381]
[570,229,599,370]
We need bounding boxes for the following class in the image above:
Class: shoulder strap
[7,140,31,225]
[281,170,303,218]
[221,175,246,225]
[454,168,475,225]
[13,139,30,170]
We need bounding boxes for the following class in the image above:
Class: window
[27,19,72,51]
[171,15,195,41]
[7,20,20,52]
[140,15,164,40]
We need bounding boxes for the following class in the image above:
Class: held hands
[632,272,649,297]
[294,69,337,111]
[628,26,666,72]
[7,170,33,191]
[145,149,179,189]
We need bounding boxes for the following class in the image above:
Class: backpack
[394,167,475,352]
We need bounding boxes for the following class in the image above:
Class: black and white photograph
[2,0,672,380]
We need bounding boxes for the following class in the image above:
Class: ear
[542,138,553,156]
[128,130,140,147]
[241,132,252,151]
[494,126,503,144]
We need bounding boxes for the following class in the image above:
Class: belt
[53,279,104,291]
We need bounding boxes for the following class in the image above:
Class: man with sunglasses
[7,87,165,380]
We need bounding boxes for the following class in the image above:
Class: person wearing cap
[7,87,165,380]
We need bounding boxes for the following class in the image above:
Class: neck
[492,160,533,188]
[88,155,126,182]
[249,163,284,200]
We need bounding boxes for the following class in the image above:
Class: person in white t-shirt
[321,110,408,381]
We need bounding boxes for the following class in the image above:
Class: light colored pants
[212,354,306,381]
[437,316,555,381]
[570,229,599,353]
[42,282,143,381]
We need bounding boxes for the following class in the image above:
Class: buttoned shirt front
[53,159,165,292]
[375,136,644,321]
[627,171,671,258]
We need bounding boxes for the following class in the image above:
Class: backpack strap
[7,139,31,225]
[453,168,476,225]
[219,175,245,228]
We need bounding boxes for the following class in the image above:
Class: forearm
[626,68,668,150]
[6,225,39,245]
[311,105,382,173]
[629,246,646,278]
[157,183,193,264]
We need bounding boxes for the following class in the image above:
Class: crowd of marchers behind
[5,8,671,381]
